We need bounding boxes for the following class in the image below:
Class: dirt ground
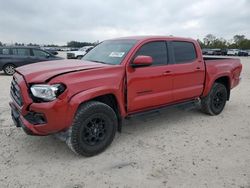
[0,56,249,188]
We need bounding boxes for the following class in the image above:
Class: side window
[172,41,197,64]
[134,41,168,65]
[0,48,10,55]
[13,48,31,56]
[33,49,50,57]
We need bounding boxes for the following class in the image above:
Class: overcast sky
[0,0,249,45]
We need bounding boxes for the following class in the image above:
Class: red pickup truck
[10,36,242,156]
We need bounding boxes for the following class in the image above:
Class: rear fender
[202,73,231,97]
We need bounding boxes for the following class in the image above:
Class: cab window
[172,41,197,64]
[134,41,168,65]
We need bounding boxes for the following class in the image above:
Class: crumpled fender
[64,86,126,127]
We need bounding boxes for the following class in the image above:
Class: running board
[126,99,200,119]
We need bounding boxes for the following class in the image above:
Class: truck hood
[16,60,109,83]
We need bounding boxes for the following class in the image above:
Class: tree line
[1,35,250,49]
[66,41,97,48]
[198,34,250,49]
[0,41,97,48]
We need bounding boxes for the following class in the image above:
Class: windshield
[82,39,137,65]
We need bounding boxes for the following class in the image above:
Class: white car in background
[67,46,94,59]
[227,49,239,56]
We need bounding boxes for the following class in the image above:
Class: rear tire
[66,101,117,156]
[3,64,16,75]
[201,83,227,115]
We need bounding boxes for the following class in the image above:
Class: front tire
[3,64,16,75]
[67,101,117,156]
[201,83,227,115]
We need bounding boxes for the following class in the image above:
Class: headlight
[30,84,66,102]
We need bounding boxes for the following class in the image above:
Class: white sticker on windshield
[109,52,125,58]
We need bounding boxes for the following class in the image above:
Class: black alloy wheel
[67,101,117,156]
[201,83,227,115]
[81,116,107,146]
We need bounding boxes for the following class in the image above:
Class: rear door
[170,41,205,102]
[126,41,174,112]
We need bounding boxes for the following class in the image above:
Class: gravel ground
[0,56,249,188]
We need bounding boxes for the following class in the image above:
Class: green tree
[228,43,237,49]
[27,43,39,47]
[238,39,250,49]
[233,35,245,45]
[45,44,59,47]
[197,39,205,48]
[203,34,216,47]
[67,41,94,48]
[199,34,250,49]
[211,38,227,49]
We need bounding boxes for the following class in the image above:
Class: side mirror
[131,55,153,68]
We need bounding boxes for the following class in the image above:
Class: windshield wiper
[88,60,108,64]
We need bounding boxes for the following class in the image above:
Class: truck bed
[201,56,242,97]
[203,56,238,61]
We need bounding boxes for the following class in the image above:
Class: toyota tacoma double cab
[9,36,242,156]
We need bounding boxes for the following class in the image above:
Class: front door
[126,41,173,112]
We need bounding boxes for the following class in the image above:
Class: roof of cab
[109,35,196,42]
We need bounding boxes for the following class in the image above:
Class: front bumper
[10,99,70,136]
[9,73,72,136]
[10,102,39,135]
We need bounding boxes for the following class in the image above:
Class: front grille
[10,77,23,106]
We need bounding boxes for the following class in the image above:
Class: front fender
[65,86,125,127]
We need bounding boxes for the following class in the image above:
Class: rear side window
[134,41,168,65]
[172,41,196,63]
[0,48,10,55]
[12,48,31,56]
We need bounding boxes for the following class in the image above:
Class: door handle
[196,67,201,70]
[162,71,172,75]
